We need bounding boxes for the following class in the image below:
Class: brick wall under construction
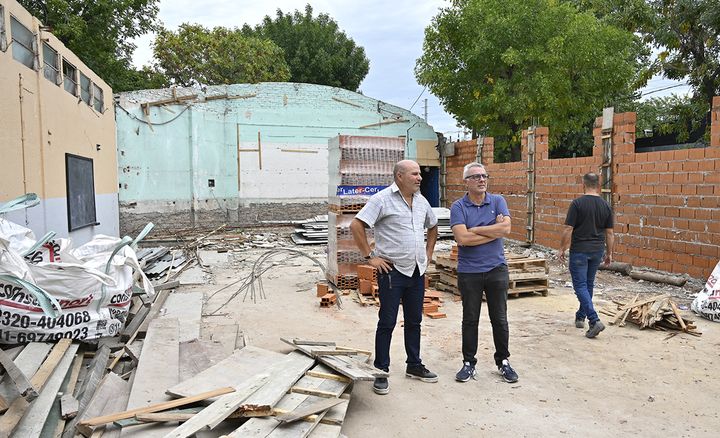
[445,96,720,279]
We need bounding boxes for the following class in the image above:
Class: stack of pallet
[600,294,702,336]
[326,135,404,290]
[434,247,549,297]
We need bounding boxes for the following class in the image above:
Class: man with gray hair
[350,159,439,395]
[450,162,518,383]
[557,172,614,338]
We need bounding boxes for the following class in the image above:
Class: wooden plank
[153,280,180,291]
[138,289,171,335]
[161,291,203,342]
[14,343,79,437]
[61,394,79,419]
[166,346,284,399]
[42,350,85,438]
[280,338,385,381]
[229,365,348,437]
[62,345,111,438]
[0,346,38,401]
[161,373,269,438]
[0,339,73,437]
[304,371,351,383]
[114,408,204,428]
[291,387,341,398]
[79,387,235,429]
[76,373,131,437]
[121,317,180,438]
[120,305,151,341]
[0,342,52,409]
[238,351,315,415]
[178,339,218,382]
[276,399,346,424]
[669,301,688,331]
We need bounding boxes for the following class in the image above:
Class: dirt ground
[184,242,719,437]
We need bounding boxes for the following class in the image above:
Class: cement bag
[691,260,720,322]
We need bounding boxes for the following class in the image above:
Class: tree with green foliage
[572,0,720,109]
[19,0,164,92]
[416,0,642,160]
[152,24,291,87]
[242,4,369,91]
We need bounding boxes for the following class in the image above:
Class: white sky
[131,0,692,141]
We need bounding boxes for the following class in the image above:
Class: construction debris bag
[0,194,155,343]
[0,193,70,263]
[692,260,720,322]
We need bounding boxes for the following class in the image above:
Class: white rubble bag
[692,259,720,322]
[0,194,155,343]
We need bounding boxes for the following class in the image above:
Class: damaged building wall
[116,83,438,234]
[0,0,118,243]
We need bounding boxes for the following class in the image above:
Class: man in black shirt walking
[557,173,614,338]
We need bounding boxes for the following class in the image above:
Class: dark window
[92,83,103,112]
[42,42,60,84]
[63,59,77,95]
[10,16,36,69]
[65,154,97,231]
[80,72,91,105]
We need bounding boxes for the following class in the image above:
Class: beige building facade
[0,0,118,242]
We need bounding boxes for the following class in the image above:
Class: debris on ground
[600,294,702,337]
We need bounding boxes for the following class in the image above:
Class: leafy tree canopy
[19,0,163,92]
[242,4,370,91]
[416,0,642,159]
[572,0,720,108]
[152,24,291,87]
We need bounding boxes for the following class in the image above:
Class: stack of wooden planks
[434,248,549,297]
[0,309,369,438]
[600,294,702,337]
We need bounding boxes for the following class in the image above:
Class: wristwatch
[364,250,376,260]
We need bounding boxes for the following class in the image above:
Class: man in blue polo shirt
[450,162,518,383]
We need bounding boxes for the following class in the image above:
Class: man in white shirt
[351,160,439,395]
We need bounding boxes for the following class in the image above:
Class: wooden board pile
[433,247,549,297]
[600,294,702,337]
[0,293,377,437]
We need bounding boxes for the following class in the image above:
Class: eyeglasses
[465,174,490,181]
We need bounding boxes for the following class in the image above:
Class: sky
[131,0,463,138]
[131,0,692,141]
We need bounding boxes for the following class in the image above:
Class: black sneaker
[405,365,439,383]
[455,361,477,382]
[586,320,606,338]
[575,318,585,328]
[498,359,518,383]
[373,377,389,395]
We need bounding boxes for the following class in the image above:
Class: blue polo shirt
[450,193,510,273]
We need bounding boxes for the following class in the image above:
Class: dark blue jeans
[457,265,510,367]
[374,266,425,372]
[569,250,604,324]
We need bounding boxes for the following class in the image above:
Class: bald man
[351,160,439,395]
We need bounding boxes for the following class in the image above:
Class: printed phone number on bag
[0,309,91,329]
[0,327,89,343]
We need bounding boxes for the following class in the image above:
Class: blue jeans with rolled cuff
[373,266,425,372]
[569,250,605,324]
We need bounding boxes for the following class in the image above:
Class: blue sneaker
[498,359,518,383]
[455,361,477,382]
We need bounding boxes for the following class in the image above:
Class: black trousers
[457,265,510,367]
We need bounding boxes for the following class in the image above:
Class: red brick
[316,283,329,297]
